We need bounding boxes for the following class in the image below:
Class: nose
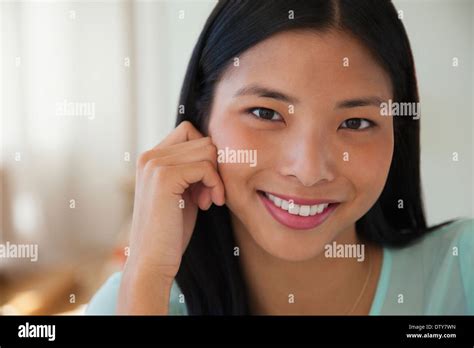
[279,128,336,187]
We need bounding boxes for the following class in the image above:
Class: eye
[340,118,375,130]
[247,107,283,122]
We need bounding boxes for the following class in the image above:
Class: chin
[249,223,338,262]
[266,244,327,262]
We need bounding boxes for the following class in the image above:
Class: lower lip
[258,191,339,230]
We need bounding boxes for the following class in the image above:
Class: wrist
[122,261,175,290]
[117,261,175,315]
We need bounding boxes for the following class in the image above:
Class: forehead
[217,30,393,103]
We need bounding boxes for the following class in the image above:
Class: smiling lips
[258,190,340,230]
[264,192,330,216]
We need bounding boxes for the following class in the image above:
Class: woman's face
[207,30,394,261]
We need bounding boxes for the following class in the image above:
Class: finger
[190,183,211,209]
[157,121,204,148]
[197,187,213,211]
[190,183,201,206]
[152,137,214,160]
[171,161,225,206]
[152,142,218,169]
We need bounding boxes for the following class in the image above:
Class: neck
[231,215,381,315]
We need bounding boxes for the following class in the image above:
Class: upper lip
[259,190,340,206]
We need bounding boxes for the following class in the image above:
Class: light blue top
[85,219,473,315]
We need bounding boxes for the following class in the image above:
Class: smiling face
[207,29,394,261]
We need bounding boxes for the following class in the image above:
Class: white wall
[132,0,217,152]
[1,1,135,267]
[393,0,473,224]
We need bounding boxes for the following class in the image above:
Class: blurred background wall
[0,0,472,314]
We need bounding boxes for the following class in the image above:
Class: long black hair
[174,0,450,315]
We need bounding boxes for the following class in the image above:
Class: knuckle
[151,162,171,181]
[202,160,214,172]
[136,151,151,168]
[205,143,218,158]
[178,120,193,131]
[201,136,212,144]
[144,158,161,172]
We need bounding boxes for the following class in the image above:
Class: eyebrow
[234,84,384,109]
[233,84,300,104]
[335,96,384,109]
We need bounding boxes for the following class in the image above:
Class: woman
[86,0,473,315]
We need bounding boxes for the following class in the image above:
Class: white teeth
[288,204,299,215]
[264,192,330,216]
[273,196,282,207]
[299,205,310,216]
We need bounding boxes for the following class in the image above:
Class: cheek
[344,133,394,207]
[208,114,261,205]
[209,114,257,151]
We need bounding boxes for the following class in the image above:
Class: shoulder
[84,272,188,315]
[419,218,473,252]
[389,218,473,263]
[412,218,473,275]
[382,218,473,314]
[417,219,473,294]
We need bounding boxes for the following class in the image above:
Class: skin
[206,29,394,314]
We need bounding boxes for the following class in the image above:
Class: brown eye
[249,107,282,121]
[340,118,373,130]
